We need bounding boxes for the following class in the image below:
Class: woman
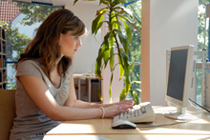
[10,9,134,140]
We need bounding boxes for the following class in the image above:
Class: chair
[0,89,16,140]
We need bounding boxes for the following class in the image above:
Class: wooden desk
[73,74,98,102]
[44,107,210,140]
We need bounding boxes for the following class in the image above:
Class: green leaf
[109,73,113,98]
[120,6,133,17]
[117,30,129,54]
[103,45,110,67]
[118,56,124,79]
[112,21,122,30]
[120,17,132,43]
[112,0,123,7]
[130,61,135,73]
[109,32,115,47]
[102,32,111,67]
[99,0,110,6]
[97,7,108,15]
[134,93,140,105]
[103,32,111,48]
[133,92,139,105]
[124,75,131,95]
[109,46,114,71]
[92,13,105,35]
[118,14,141,34]
[73,0,79,5]
[121,51,131,94]
[95,48,103,79]
[120,87,126,101]
[97,80,103,103]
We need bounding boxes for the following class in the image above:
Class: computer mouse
[112,119,136,129]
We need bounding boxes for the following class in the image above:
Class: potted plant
[74,0,141,104]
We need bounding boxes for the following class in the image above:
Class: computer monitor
[165,45,196,120]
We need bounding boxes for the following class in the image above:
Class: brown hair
[18,9,86,79]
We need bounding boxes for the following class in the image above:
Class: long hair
[18,9,86,79]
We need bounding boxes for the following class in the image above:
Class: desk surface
[44,106,210,140]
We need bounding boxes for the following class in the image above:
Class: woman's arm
[19,75,133,121]
[19,75,104,121]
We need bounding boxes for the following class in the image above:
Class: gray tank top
[10,60,73,140]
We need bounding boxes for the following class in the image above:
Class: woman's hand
[113,100,135,106]
[103,100,135,118]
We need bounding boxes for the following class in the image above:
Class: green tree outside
[0,2,61,89]
[124,1,142,100]
[196,0,209,103]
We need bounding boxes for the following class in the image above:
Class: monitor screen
[167,49,188,101]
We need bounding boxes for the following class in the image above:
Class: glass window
[197,0,210,104]
[0,1,62,89]
[124,0,142,101]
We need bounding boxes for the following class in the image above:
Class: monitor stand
[164,106,197,120]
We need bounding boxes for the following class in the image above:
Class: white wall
[65,4,101,74]
[149,0,198,105]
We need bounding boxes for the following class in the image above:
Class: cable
[137,121,190,128]
[189,98,203,110]
[189,98,210,113]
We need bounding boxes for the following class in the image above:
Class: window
[124,0,142,101]
[197,0,210,104]
[0,1,62,89]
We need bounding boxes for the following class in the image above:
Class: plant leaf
[133,92,139,105]
[73,0,79,5]
[117,30,129,54]
[112,0,124,7]
[120,16,132,43]
[97,80,103,103]
[120,87,126,101]
[109,46,114,71]
[92,13,105,35]
[121,51,131,94]
[109,73,113,98]
[102,32,111,67]
[118,55,124,79]
[99,0,110,6]
[119,14,141,34]
[95,48,103,79]
[130,61,135,73]
[103,45,110,67]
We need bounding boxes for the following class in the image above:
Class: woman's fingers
[116,100,135,106]
[118,105,133,112]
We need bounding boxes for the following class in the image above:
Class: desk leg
[78,78,81,100]
[88,78,91,102]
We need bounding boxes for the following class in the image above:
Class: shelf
[0,38,6,42]
[0,52,7,56]
[0,67,6,70]
[0,27,7,89]
[0,81,7,84]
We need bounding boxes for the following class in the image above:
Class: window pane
[0,1,62,89]
[124,0,141,101]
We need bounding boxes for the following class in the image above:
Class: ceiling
[13,0,99,6]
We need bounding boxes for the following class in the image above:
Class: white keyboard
[113,102,155,123]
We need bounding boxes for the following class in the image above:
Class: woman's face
[59,31,82,57]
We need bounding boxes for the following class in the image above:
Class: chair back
[0,89,16,140]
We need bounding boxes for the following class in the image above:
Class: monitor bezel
[165,45,194,108]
